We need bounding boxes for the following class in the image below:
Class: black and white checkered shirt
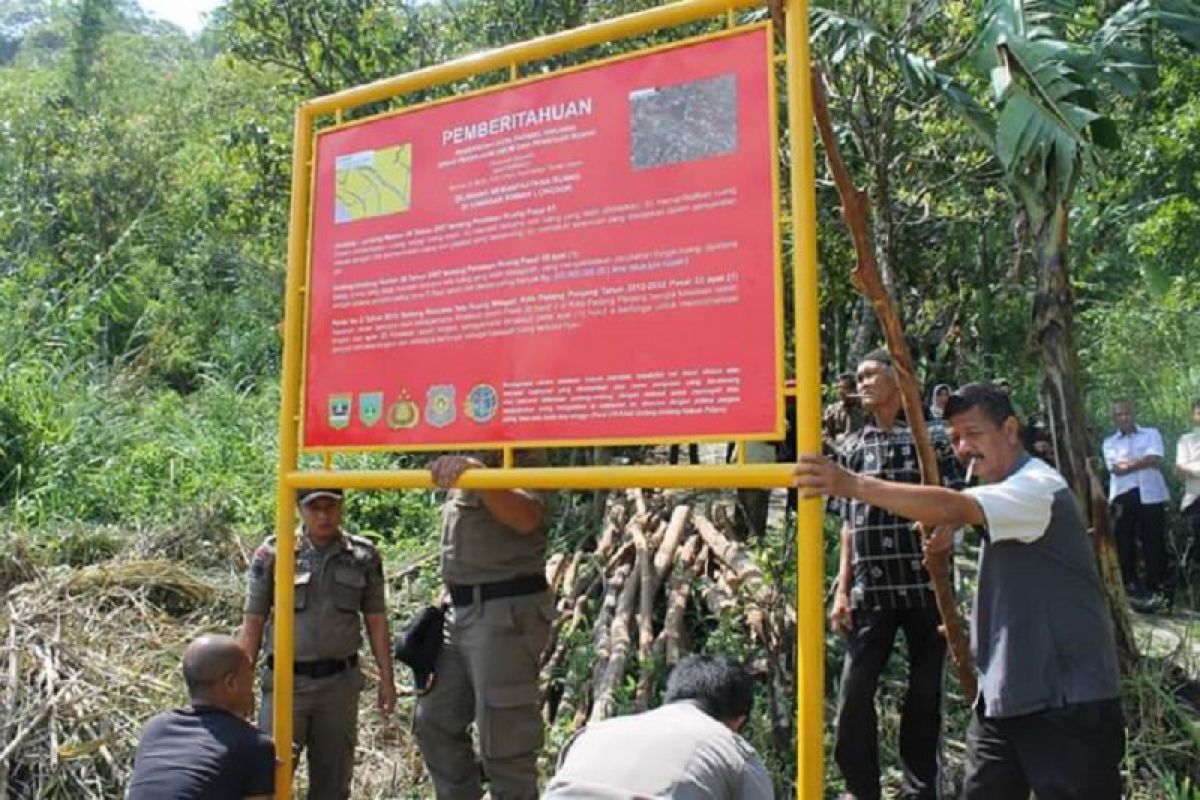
[837,420,965,610]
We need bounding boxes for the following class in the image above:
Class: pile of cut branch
[541,489,796,752]
[0,560,236,799]
[0,548,441,799]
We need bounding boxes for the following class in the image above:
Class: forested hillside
[0,0,1197,797]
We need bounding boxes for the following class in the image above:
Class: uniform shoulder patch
[345,534,384,578]
[346,533,379,553]
[250,537,277,579]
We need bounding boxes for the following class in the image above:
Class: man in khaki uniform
[543,655,775,799]
[414,451,554,800]
[823,371,866,455]
[238,488,396,800]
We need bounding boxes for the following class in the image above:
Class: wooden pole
[811,66,977,701]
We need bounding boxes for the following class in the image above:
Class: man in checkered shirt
[829,350,964,800]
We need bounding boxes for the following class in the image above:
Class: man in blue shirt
[128,634,275,799]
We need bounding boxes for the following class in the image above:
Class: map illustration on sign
[335,144,413,223]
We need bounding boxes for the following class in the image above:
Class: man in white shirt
[793,382,1124,800]
[1102,401,1170,602]
[543,655,775,799]
[1175,398,1200,576]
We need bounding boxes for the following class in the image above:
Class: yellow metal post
[787,0,825,796]
[273,104,316,799]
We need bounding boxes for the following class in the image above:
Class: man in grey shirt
[544,655,774,799]
[795,382,1123,799]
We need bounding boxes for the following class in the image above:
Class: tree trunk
[1031,201,1138,667]
[847,295,880,366]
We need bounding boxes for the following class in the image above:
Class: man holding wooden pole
[796,382,1124,799]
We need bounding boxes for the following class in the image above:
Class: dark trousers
[1183,500,1200,573]
[962,698,1125,800]
[835,605,946,800]
[734,488,771,539]
[1111,489,1167,592]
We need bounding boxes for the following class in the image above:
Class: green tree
[809,2,1007,373]
[930,0,1200,660]
[68,0,111,100]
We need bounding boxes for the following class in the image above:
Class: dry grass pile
[0,558,238,799]
[0,544,437,799]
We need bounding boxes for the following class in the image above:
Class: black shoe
[1130,592,1170,614]
[1129,594,1159,614]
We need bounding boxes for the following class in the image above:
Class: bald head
[182,634,249,699]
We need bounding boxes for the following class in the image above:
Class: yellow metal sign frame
[273,1,822,797]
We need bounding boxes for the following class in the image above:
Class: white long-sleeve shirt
[1176,429,1200,511]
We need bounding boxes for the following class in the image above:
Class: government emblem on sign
[464,384,499,423]
[425,385,456,428]
[359,392,383,427]
[387,390,420,430]
[328,394,352,430]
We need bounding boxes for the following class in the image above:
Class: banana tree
[939,0,1199,663]
[814,0,1200,663]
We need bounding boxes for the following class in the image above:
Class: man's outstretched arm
[430,455,546,534]
[793,453,984,530]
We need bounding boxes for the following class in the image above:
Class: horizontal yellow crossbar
[285,464,799,491]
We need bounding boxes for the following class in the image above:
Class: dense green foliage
[0,0,1194,529]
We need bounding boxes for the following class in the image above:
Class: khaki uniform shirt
[823,399,866,454]
[245,531,385,662]
[544,701,775,799]
[440,450,551,586]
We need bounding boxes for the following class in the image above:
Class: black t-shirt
[127,705,275,799]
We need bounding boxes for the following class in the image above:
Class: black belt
[265,653,358,679]
[448,574,547,607]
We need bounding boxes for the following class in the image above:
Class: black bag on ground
[393,604,444,694]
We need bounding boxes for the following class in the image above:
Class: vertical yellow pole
[273,104,314,800]
[786,0,824,797]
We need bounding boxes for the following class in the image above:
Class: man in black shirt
[128,634,275,799]
[829,350,963,800]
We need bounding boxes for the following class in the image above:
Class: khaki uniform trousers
[260,665,364,800]
[414,591,554,800]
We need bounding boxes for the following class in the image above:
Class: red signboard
[304,28,780,449]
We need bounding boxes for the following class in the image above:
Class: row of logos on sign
[326,384,499,430]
